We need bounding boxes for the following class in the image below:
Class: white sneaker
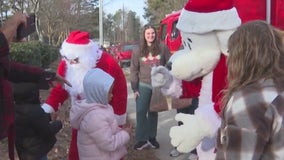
[188,153,198,160]
[169,148,180,157]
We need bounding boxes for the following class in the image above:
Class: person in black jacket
[13,82,62,160]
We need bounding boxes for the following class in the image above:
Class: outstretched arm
[42,60,69,113]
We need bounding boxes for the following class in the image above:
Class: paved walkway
[124,68,191,160]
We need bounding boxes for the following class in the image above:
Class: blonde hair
[222,20,284,108]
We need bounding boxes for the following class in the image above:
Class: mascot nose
[165,61,172,71]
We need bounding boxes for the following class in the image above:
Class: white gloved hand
[169,105,221,153]
[169,113,210,153]
[151,65,173,89]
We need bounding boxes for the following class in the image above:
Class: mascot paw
[151,66,173,88]
[169,113,207,153]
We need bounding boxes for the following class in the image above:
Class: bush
[10,41,59,68]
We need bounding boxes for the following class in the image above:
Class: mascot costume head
[151,0,241,159]
[171,0,240,81]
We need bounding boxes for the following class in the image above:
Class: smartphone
[16,13,36,40]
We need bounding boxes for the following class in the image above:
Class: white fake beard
[64,55,98,102]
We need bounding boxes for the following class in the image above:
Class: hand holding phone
[16,13,36,40]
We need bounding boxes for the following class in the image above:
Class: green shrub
[10,41,59,68]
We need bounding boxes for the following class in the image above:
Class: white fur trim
[177,7,241,33]
[60,40,101,60]
[41,103,55,113]
[161,77,182,98]
[115,113,127,125]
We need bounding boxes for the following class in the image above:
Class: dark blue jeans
[135,83,158,142]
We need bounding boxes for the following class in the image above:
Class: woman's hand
[133,91,140,101]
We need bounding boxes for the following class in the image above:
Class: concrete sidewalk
[126,81,191,160]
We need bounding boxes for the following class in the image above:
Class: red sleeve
[96,52,127,116]
[213,54,227,114]
[180,78,202,99]
[45,60,69,111]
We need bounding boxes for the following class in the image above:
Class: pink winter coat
[70,100,130,160]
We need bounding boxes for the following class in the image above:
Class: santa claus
[151,0,241,159]
[41,30,127,160]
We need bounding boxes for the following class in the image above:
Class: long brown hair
[222,20,284,108]
[140,24,161,57]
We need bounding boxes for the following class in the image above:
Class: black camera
[16,13,36,40]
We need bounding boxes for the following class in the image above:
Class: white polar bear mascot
[151,0,241,159]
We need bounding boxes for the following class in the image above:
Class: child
[70,68,131,160]
[13,82,62,160]
[216,20,284,159]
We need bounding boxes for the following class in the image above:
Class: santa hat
[60,30,101,59]
[177,0,241,34]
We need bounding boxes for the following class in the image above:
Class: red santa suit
[42,31,127,160]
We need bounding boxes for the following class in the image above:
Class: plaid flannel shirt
[216,78,284,160]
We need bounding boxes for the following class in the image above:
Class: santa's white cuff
[116,113,127,125]
[41,103,55,113]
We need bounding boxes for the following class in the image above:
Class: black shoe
[148,138,160,149]
[133,141,149,150]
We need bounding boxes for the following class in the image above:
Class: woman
[216,20,284,159]
[130,24,171,150]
